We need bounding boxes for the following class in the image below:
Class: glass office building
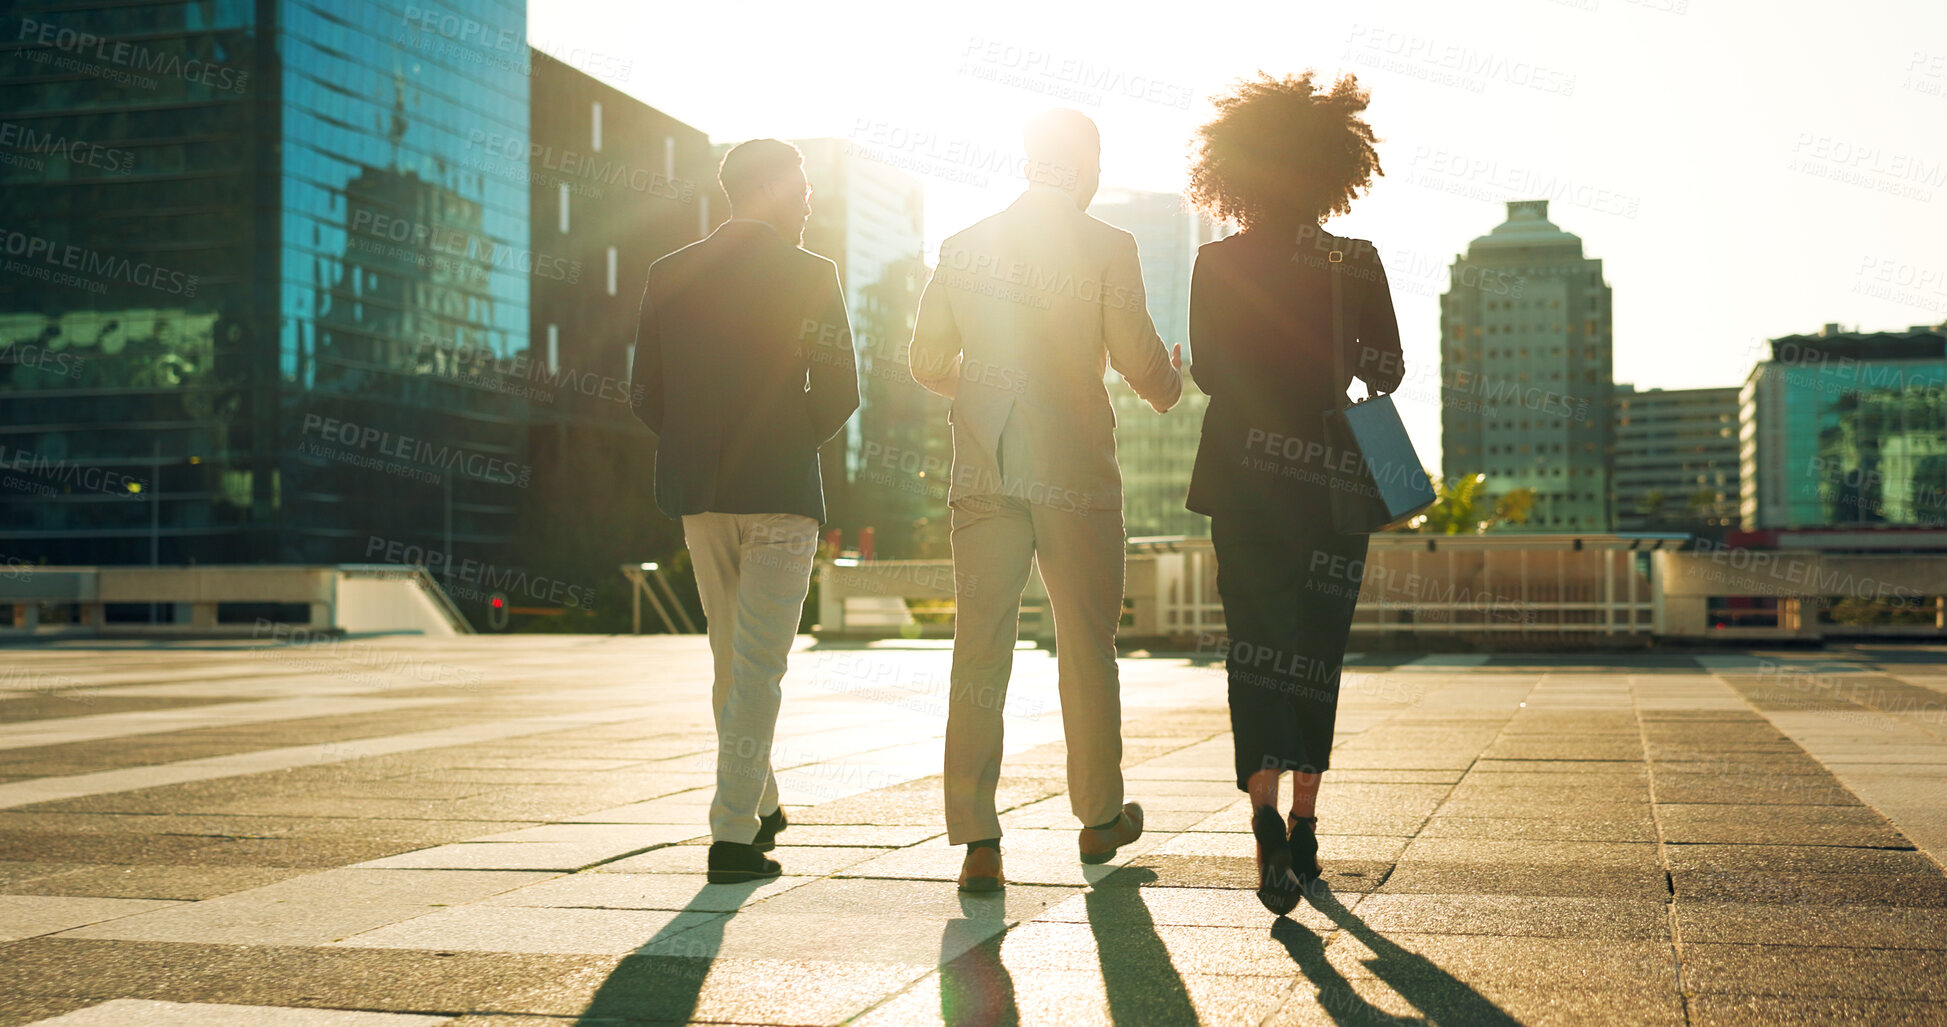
[0,1,529,588]
[1740,326,1947,529]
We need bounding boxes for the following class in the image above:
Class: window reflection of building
[1741,325,1947,529]
[0,1,532,603]
[1090,189,1231,539]
[854,256,948,558]
[791,138,926,550]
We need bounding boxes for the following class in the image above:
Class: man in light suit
[909,109,1182,892]
[633,138,859,884]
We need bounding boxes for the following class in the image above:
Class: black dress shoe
[1288,815,1321,884]
[707,841,782,884]
[753,807,787,852]
[1252,805,1301,916]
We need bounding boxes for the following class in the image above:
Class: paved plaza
[1,637,1945,1025]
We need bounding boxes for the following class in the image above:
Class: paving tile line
[1629,680,1697,1027]
[0,702,699,811]
[0,686,957,817]
[0,695,479,753]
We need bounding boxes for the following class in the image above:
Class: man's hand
[1147,344,1184,413]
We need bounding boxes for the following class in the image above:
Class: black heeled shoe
[1288,815,1321,885]
[1252,805,1301,916]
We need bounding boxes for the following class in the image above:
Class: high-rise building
[1440,200,1614,530]
[1610,385,1740,532]
[1740,324,1947,529]
[790,138,937,555]
[514,51,722,624]
[0,2,531,601]
[1088,189,1230,538]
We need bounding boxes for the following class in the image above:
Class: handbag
[1321,243,1438,534]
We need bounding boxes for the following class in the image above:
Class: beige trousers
[944,487,1127,844]
[683,511,819,844]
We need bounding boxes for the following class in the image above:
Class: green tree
[1401,472,1537,534]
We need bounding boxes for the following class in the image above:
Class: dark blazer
[1185,227,1405,517]
[632,220,859,523]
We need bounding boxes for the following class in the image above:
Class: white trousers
[682,511,819,844]
[944,492,1127,844]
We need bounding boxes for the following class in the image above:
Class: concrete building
[1088,189,1231,538]
[1440,200,1614,530]
[1610,385,1740,532]
[516,51,723,626]
[790,138,937,555]
[1740,324,1947,530]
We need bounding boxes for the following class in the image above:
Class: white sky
[533,0,1947,461]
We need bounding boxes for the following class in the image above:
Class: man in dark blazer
[632,138,859,884]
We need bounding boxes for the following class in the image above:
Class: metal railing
[620,562,699,634]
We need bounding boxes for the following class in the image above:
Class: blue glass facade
[0,0,529,590]
[1741,331,1947,529]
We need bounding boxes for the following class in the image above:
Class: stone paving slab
[1,639,1945,1026]
[20,1000,456,1026]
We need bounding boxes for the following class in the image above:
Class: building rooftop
[1767,323,1947,362]
[1465,199,1585,259]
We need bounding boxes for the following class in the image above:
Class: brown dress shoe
[958,845,1004,893]
[1078,802,1144,864]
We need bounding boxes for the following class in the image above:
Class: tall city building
[1088,189,1230,538]
[1740,324,1947,529]
[1610,385,1740,532]
[513,51,722,624]
[1440,200,1614,530]
[790,138,938,556]
[0,2,531,605]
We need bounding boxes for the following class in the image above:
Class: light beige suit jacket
[908,187,1182,512]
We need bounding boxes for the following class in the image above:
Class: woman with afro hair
[1183,71,1406,916]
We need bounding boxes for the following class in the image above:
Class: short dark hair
[1023,109,1099,182]
[718,138,802,206]
[1189,72,1382,230]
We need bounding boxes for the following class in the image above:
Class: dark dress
[1185,227,1405,789]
